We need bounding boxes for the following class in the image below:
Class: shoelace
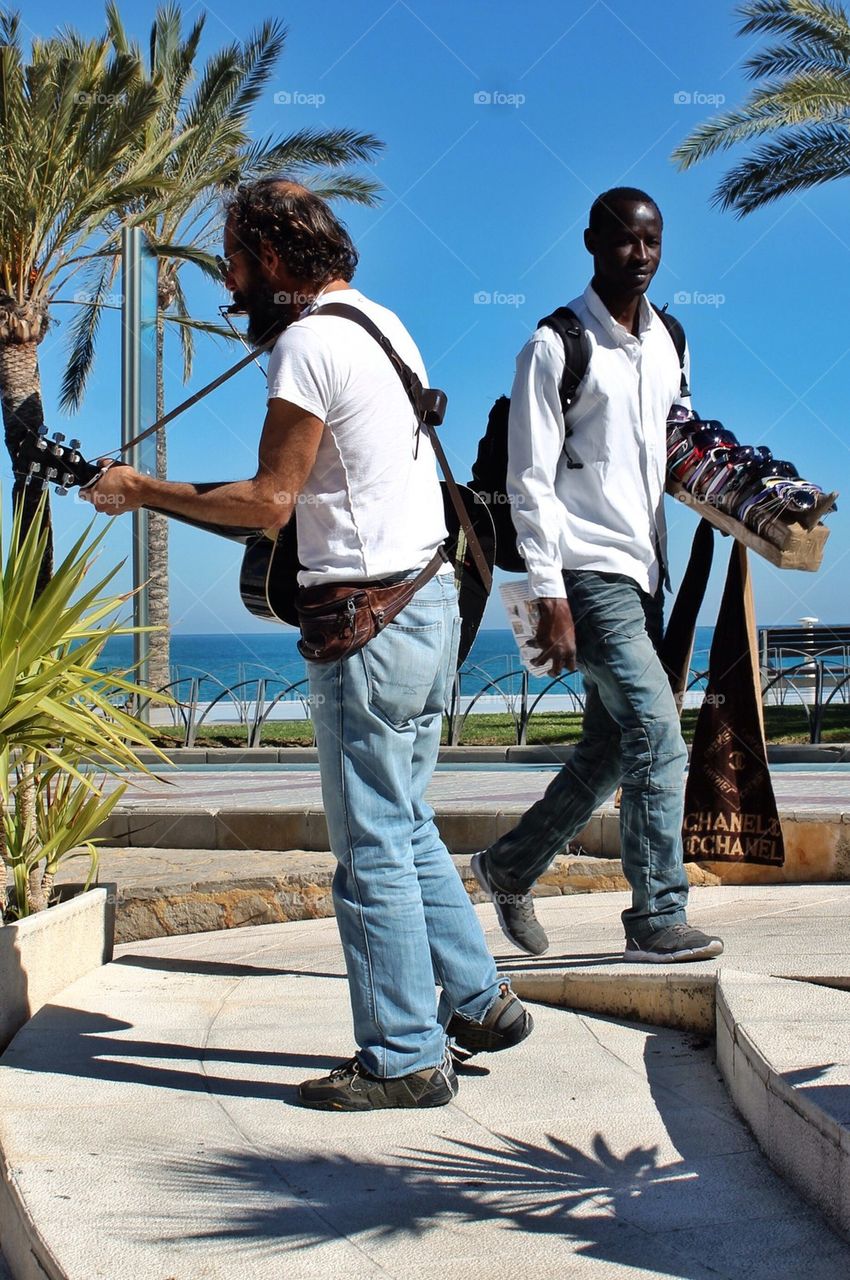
[329,1057,360,1081]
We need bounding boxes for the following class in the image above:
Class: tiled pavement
[112,762,850,819]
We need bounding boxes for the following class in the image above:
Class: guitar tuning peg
[55,486,68,496]
[37,425,48,437]
[61,472,74,487]
[44,466,57,481]
[69,439,80,450]
[52,431,65,444]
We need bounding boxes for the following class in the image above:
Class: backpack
[469,304,688,573]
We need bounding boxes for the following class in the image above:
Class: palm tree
[672,0,850,215]
[61,4,383,691]
[0,11,176,590]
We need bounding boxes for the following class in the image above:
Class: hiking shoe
[298,1049,458,1111]
[623,923,724,964]
[447,982,534,1057]
[471,850,549,956]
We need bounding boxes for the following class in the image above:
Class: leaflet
[499,581,549,677]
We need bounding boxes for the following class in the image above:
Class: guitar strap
[310,301,492,592]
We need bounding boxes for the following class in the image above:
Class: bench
[759,625,850,742]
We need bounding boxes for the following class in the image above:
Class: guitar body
[239,522,301,628]
[239,482,496,666]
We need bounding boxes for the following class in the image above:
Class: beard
[232,267,304,345]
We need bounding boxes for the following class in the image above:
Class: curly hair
[225,179,358,285]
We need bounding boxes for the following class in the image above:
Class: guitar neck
[145,505,261,545]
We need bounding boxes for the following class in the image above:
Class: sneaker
[447,982,534,1057]
[471,850,549,956]
[623,923,724,964]
[298,1049,458,1111]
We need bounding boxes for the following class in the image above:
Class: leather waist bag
[296,549,447,663]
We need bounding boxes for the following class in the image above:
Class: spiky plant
[0,490,171,918]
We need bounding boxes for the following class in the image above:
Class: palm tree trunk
[146,308,171,692]
[0,338,53,593]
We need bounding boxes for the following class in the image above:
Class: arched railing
[118,648,850,747]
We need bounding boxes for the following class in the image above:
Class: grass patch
[148,704,850,748]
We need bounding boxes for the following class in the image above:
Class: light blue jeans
[307,571,503,1078]
[486,570,690,940]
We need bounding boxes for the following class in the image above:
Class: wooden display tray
[667,478,833,572]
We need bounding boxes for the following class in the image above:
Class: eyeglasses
[215,253,239,280]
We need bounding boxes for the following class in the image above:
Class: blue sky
[19,0,850,635]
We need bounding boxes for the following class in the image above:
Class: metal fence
[129,646,850,747]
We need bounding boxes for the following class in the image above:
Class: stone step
[716,969,850,1242]
[59,850,721,945]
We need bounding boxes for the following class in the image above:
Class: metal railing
[125,651,850,747]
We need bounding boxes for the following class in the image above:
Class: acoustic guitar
[16,429,496,665]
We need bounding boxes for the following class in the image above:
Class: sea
[95,626,716,699]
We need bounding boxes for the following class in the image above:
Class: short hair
[225,178,359,284]
[588,187,663,233]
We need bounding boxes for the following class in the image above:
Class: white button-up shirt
[507,283,690,599]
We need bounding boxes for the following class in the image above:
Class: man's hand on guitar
[82,460,144,516]
[530,596,577,676]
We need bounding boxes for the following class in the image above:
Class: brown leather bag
[296,549,447,663]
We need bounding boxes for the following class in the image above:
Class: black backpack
[469,304,688,573]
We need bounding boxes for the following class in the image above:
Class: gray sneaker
[447,982,534,1057]
[623,923,724,964]
[471,851,549,956]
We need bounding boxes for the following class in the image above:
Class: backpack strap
[537,306,590,470]
[651,303,690,399]
[537,306,590,419]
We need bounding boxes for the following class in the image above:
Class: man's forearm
[116,470,293,530]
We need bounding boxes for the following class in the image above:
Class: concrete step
[90,764,850,887]
[3,890,850,1279]
[717,970,850,1242]
[60,850,721,944]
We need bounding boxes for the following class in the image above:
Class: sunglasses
[215,253,241,280]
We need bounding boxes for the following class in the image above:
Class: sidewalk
[58,762,850,943]
[3,888,850,1278]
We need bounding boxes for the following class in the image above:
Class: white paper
[499,581,550,676]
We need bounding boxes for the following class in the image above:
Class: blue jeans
[487,570,689,940]
[308,571,502,1078]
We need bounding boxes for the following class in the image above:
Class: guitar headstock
[15,429,102,495]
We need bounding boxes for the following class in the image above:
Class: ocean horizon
[95,626,718,698]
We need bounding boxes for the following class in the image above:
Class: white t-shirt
[266,288,449,587]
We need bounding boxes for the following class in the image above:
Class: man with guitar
[84,179,532,1111]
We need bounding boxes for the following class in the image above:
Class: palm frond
[739,0,850,47]
[243,126,385,174]
[306,172,384,205]
[714,120,850,213]
[58,258,114,412]
[229,18,287,118]
[673,0,850,213]
[745,36,850,76]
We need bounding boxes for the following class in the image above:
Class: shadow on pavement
[114,954,345,981]
[142,1133,719,1278]
[4,1008,339,1094]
